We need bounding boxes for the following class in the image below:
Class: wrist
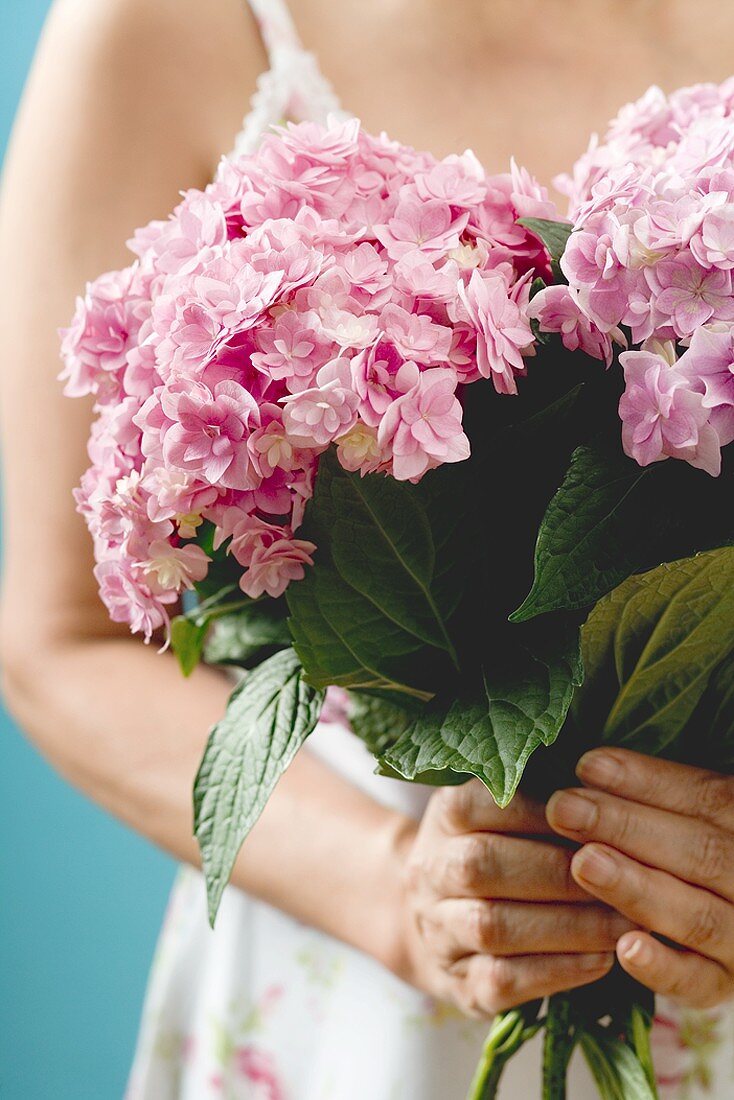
[366,809,418,982]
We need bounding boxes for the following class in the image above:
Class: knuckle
[685,898,724,952]
[607,801,634,849]
[447,964,496,1019]
[451,835,487,892]
[664,967,698,1005]
[438,783,475,831]
[697,775,734,821]
[457,982,494,1020]
[697,829,731,885]
[487,956,517,1005]
[470,899,504,953]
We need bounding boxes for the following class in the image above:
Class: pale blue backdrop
[0,4,176,1098]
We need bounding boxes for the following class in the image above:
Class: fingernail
[573,846,618,887]
[620,936,652,967]
[547,790,598,833]
[577,751,623,789]
[579,952,614,972]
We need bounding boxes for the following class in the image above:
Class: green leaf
[204,600,291,668]
[513,445,734,623]
[170,584,246,676]
[381,621,582,806]
[682,656,734,771]
[194,648,324,925]
[577,548,734,755]
[628,1005,658,1097]
[511,446,665,622]
[517,217,573,267]
[347,689,426,757]
[287,450,465,696]
[346,690,472,785]
[580,1029,657,1100]
[170,615,210,677]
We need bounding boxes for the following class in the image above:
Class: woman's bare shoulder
[34,0,266,172]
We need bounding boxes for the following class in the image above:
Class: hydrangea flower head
[61,118,557,640]
[535,79,734,479]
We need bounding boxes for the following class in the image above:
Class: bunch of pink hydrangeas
[531,81,734,477]
[61,118,556,640]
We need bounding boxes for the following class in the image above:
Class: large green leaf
[512,446,666,621]
[576,548,734,755]
[380,622,582,806]
[287,450,465,697]
[347,689,470,786]
[682,656,734,771]
[513,444,734,623]
[347,689,426,757]
[194,648,324,924]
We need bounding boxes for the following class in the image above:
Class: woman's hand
[546,749,734,1010]
[392,781,632,1017]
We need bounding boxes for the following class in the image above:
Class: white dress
[125,3,734,1097]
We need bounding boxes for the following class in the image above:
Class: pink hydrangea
[619,346,722,476]
[527,285,622,366]
[62,117,558,639]
[377,364,470,481]
[646,255,734,338]
[536,79,734,477]
[280,358,359,446]
[159,378,261,490]
[60,268,147,399]
[678,323,734,446]
[458,270,533,394]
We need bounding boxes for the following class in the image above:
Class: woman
[1,0,733,1096]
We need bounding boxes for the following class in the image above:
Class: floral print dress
[126,2,734,1096]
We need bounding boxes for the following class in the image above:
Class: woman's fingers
[438,781,554,837]
[575,749,734,829]
[616,931,733,1010]
[570,843,734,969]
[546,787,734,901]
[450,950,615,1018]
[429,897,633,961]
[428,830,590,902]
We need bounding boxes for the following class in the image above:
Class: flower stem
[466,1003,543,1100]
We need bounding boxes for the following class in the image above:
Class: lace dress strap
[231,0,348,157]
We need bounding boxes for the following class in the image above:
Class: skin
[547,750,734,1010]
[0,0,732,1019]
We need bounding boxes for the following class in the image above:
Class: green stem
[466,1004,543,1100]
[542,995,577,1100]
[466,1014,524,1100]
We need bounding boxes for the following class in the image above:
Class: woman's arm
[0,0,408,968]
[547,749,734,1009]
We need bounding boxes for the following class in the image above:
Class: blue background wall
[0,5,175,1098]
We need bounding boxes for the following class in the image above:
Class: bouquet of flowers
[61,91,734,1099]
